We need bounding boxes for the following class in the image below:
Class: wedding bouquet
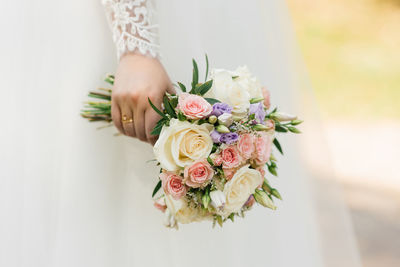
[81,56,302,228]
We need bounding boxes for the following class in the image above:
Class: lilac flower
[211,103,232,117]
[249,102,266,124]
[220,132,239,145]
[210,130,222,143]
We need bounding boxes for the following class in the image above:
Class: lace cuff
[102,0,160,59]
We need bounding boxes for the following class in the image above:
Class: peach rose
[262,87,271,110]
[160,172,187,200]
[223,168,236,180]
[184,160,214,188]
[221,146,241,169]
[254,133,272,166]
[237,133,255,160]
[178,93,212,119]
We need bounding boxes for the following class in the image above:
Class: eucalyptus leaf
[205,54,209,81]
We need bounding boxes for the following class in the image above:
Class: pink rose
[154,198,167,212]
[237,133,255,160]
[221,146,241,169]
[184,160,214,188]
[160,172,187,200]
[254,133,272,166]
[262,87,271,110]
[223,167,236,180]
[178,93,212,119]
[209,153,223,166]
[265,119,275,130]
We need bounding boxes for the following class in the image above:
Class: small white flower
[271,112,297,122]
[218,113,234,127]
[210,190,226,210]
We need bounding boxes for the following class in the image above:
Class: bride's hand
[112,52,174,145]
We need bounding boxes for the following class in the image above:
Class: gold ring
[122,114,133,124]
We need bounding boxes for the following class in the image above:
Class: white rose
[223,165,263,215]
[217,113,233,127]
[164,194,205,224]
[234,66,263,99]
[154,119,214,171]
[209,69,250,110]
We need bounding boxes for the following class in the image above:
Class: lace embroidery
[102,0,159,58]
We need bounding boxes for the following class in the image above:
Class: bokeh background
[287,0,400,266]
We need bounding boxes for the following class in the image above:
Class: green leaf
[273,138,283,155]
[232,75,239,80]
[275,125,288,133]
[205,97,221,105]
[205,54,209,81]
[104,75,114,85]
[148,97,167,119]
[170,97,178,109]
[151,120,164,135]
[197,80,213,96]
[177,82,187,93]
[177,112,187,121]
[191,59,199,90]
[163,96,177,118]
[88,92,111,101]
[152,180,162,198]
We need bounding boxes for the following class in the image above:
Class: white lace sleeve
[102,0,159,59]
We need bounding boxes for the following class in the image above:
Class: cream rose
[164,194,207,224]
[208,66,262,112]
[223,165,263,215]
[209,69,250,110]
[154,119,214,171]
[234,66,263,99]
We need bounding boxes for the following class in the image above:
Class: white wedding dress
[0,1,362,266]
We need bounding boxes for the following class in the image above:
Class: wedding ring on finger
[122,114,133,124]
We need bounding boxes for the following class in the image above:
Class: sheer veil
[0,0,361,266]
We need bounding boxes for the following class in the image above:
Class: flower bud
[218,113,233,127]
[254,189,276,210]
[216,124,230,133]
[253,124,269,131]
[271,188,282,200]
[232,106,248,121]
[202,192,211,209]
[262,179,272,194]
[250,97,264,104]
[210,190,226,210]
[270,112,297,122]
[208,115,218,124]
[291,119,303,126]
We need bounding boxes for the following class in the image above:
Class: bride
[0,0,361,266]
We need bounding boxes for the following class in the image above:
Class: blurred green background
[287,1,400,266]
[288,0,400,119]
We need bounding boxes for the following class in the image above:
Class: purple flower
[249,102,266,124]
[211,103,232,117]
[210,130,222,143]
[220,132,239,145]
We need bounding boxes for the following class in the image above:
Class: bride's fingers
[133,102,146,142]
[120,104,135,137]
[111,100,124,134]
[145,108,159,145]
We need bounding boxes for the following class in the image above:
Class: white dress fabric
[0,1,361,267]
